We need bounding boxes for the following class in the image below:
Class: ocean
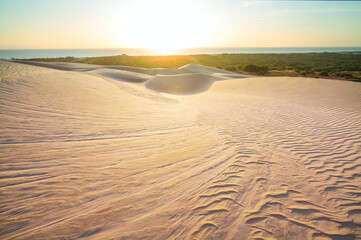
[1,47,361,59]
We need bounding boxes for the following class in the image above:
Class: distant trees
[243,64,269,75]
[243,64,258,72]
[19,56,75,62]
[224,64,270,75]
[336,72,354,79]
[319,71,329,76]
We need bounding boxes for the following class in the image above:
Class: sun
[119,0,212,55]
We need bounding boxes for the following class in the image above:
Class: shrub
[339,73,353,78]
[244,64,259,72]
[225,66,237,72]
[258,65,269,73]
[243,64,269,74]
[320,71,329,76]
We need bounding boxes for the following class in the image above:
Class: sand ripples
[1,61,361,239]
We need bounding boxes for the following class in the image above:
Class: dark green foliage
[243,64,269,74]
[244,64,259,72]
[336,72,354,78]
[257,65,269,73]
[320,71,329,76]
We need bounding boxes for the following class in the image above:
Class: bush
[320,71,329,76]
[244,64,259,72]
[339,73,353,78]
[258,65,269,73]
[225,66,237,72]
[243,64,268,74]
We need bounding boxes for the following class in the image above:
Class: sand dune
[1,60,361,239]
[146,73,215,94]
[93,69,151,83]
[13,61,249,94]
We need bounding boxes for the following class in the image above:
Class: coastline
[1,47,361,59]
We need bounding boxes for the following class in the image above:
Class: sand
[1,60,361,239]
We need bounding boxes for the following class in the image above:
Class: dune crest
[14,61,250,94]
[143,64,249,94]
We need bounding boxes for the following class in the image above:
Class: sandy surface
[1,60,361,239]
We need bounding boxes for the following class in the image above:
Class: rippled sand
[1,60,361,239]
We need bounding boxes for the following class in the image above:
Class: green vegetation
[18,52,361,82]
[320,71,329,76]
[243,64,269,75]
[243,64,258,72]
[336,72,354,79]
[225,66,237,72]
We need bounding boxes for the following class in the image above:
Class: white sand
[1,60,361,239]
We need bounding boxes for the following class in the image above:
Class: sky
[0,0,360,50]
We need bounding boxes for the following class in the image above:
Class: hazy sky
[1,0,360,49]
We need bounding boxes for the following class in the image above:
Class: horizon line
[1,46,361,50]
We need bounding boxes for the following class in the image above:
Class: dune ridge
[1,60,361,239]
[13,61,250,94]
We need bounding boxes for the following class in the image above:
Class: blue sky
[0,0,360,49]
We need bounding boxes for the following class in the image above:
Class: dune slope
[1,60,361,240]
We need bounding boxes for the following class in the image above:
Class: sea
[1,47,361,59]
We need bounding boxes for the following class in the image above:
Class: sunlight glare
[119,0,212,54]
